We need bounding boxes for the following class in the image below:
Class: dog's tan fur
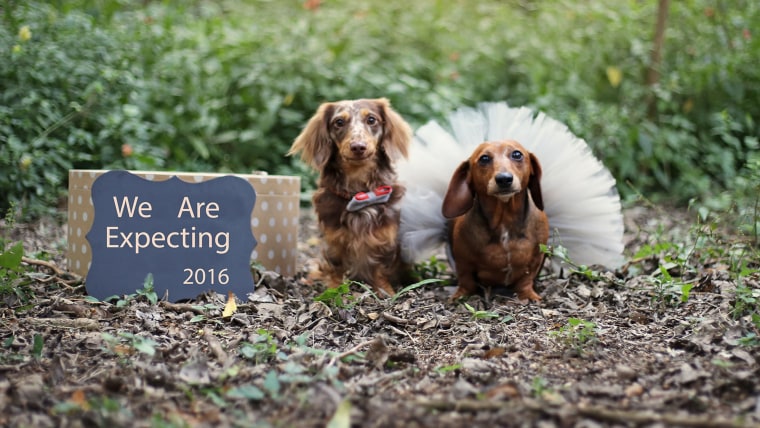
[288,98,412,296]
[442,140,549,301]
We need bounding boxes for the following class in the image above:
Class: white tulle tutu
[397,102,625,271]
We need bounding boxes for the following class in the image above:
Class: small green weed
[136,273,158,305]
[648,264,695,309]
[314,282,356,309]
[67,394,133,423]
[101,332,157,358]
[737,332,760,347]
[226,384,266,401]
[531,376,552,398]
[732,283,759,319]
[187,303,224,323]
[31,333,44,359]
[316,277,442,306]
[542,244,610,282]
[0,336,24,364]
[550,318,599,355]
[92,273,159,308]
[435,363,462,374]
[0,204,34,306]
[391,278,442,303]
[149,412,192,428]
[239,329,284,364]
[463,302,500,320]
[412,256,450,283]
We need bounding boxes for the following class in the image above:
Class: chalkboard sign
[85,170,257,301]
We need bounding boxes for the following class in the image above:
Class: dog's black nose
[350,142,367,155]
[495,173,513,188]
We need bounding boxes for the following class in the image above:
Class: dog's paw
[299,258,324,286]
[374,284,396,299]
[448,287,470,303]
[515,288,542,303]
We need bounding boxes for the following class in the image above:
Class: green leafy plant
[0,203,35,305]
[542,244,615,284]
[0,242,25,291]
[106,294,134,309]
[463,302,500,321]
[435,363,462,374]
[31,333,44,359]
[737,332,760,347]
[3,1,758,219]
[736,311,760,348]
[136,273,158,305]
[732,283,760,319]
[186,303,224,323]
[226,384,265,401]
[391,278,442,303]
[530,376,552,398]
[314,282,356,309]
[101,332,157,358]
[411,256,450,283]
[648,264,695,308]
[550,318,599,355]
[0,336,25,365]
[53,393,134,424]
[92,273,160,308]
[239,329,283,364]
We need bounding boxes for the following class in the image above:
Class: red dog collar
[346,185,393,212]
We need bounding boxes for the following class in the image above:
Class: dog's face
[443,140,544,218]
[469,140,533,202]
[288,98,411,171]
[327,100,385,163]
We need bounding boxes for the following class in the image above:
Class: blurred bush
[1,0,758,219]
[520,1,759,204]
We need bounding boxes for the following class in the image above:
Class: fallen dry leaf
[222,291,237,318]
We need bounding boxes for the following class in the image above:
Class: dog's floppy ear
[375,98,411,161]
[528,152,545,211]
[442,160,474,218]
[287,103,335,169]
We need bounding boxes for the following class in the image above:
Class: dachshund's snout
[350,141,367,156]
[495,172,514,189]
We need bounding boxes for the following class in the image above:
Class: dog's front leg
[512,274,541,302]
[309,250,346,289]
[449,267,478,302]
[371,272,396,298]
[306,262,345,289]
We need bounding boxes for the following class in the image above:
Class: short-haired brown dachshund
[288,98,412,297]
[442,140,549,302]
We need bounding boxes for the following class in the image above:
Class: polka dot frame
[67,170,300,277]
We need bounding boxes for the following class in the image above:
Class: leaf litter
[0,206,759,427]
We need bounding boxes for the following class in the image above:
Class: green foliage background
[1,0,758,219]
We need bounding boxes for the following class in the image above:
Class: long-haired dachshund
[288,98,412,297]
[442,140,549,302]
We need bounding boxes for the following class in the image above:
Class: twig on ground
[202,327,228,364]
[415,399,743,428]
[328,339,375,366]
[25,317,100,330]
[381,311,409,325]
[21,256,83,287]
[22,256,67,276]
[159,301,207,315]
[576,403,743,428]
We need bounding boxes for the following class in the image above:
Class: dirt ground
[1,205,759,428]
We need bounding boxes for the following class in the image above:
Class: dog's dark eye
[511,150,523,161]
[333,118,346,128]
[366,115,378,125]
[478,154,492,166]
